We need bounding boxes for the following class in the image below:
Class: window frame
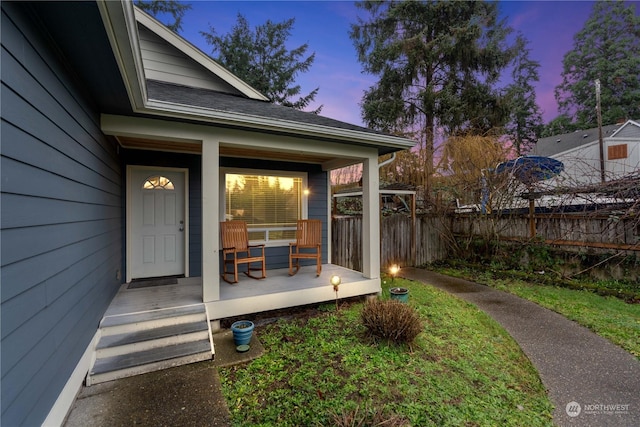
[220,167,308,247]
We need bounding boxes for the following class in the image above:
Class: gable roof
[93,1,416,154]
[533,122,624,157]
[610,119,640,138]
[134,8,268,101]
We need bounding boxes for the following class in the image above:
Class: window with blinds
[225,173,304,242]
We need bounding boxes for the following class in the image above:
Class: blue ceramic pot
[390,287,409,303]
[231,320,255,346]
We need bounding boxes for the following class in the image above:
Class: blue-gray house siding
[1,3,123,425]
[1,2,350,425]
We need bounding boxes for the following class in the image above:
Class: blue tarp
[495,156,564,185]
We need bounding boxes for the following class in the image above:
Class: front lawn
[219,279,553,426]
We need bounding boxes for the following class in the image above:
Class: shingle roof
[533,123,623,157]
[146,79,385,137]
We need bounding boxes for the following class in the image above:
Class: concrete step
[87,303,214,386]
[99,305,207,336]
[96,321,210,358]
[89,340,212,385]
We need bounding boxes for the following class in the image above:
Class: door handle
[179,220,184,232]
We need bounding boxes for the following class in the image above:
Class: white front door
[129,168,186,280]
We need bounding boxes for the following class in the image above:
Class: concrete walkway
[401,267,640,427]
[63,330,264,426]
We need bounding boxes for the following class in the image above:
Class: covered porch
[104,264,374,322]
[103,115,389,319]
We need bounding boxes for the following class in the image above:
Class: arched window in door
[142,175,175,190]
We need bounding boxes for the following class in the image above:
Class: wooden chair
[289,219,322,277]
[220,221,266,284]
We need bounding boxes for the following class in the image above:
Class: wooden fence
[331,215,449,271]
[331,212,639,272]
[451,213,640,251]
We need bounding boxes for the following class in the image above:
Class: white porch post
[361,152,380,279]
[326,171,333,264]
[202,138,220,302]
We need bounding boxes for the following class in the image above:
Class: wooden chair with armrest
[220,220,266,284]
[289,219,322,277]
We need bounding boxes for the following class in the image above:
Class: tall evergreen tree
[504,34,543,155]
[555,0,640,127]
[135,0,191,32]
[350,0,517,200]
[202,15,322,113]
[540,115,578,138]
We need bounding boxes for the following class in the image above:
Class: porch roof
[147,80,380,137]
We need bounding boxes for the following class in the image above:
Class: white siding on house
[607,138,640,178]
[138,25,242,94]
[550,132,640,185]
[551,142,603,185]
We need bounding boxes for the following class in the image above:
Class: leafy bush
[360,299,422,345]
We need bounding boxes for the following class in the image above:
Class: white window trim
[220,167,308,247]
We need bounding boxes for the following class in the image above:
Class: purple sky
[176,1,611,127]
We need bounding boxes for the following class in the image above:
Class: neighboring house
[1,2,415,426]
[533,120,640,185]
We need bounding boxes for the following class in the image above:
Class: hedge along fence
[451,212,640,252]
[331,212,639,273]
[331,215,450,271]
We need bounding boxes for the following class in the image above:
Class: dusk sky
[174,1,633,127]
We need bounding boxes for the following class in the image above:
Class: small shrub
[328,405,409,427]
[361,299,422,345]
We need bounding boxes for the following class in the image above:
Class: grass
[219,278,553,426]
[432,264,640,359]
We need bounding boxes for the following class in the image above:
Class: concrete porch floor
[104,264,376,321]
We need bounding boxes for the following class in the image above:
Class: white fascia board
[142,99,416,152]
[610,119,640,138]
[134,7,269,101]
[97,0,147,110]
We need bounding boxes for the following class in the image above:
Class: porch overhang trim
[102,114,384,171]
